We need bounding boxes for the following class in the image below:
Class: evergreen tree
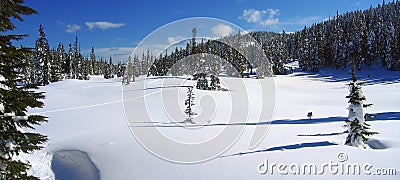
[34,25,50,85]
[196,73,208,90]
[367,17,377,67]
[359,13,370,68]
[71,36,81,79]
[234,31,248,77]
[116,61,123,77]
[0,1,48,178]
[133,55,140,77]
[385,22,395,70]
[299,27,311,71]
[189,28,197,75]
[65,43,73,78]
[145,49,152,76]
[333,17,345,69]
[345,59,378,148]
[81,56,89,80]
[104,59,110,79]
[50,45,63,82]
[56,43,66,79]
[272,31,287,74]
[104,56,114,79]
[124,56,135,85]
[210,75,221,91]
[90,47,98,75]
[311,24,323,72]
[89,47,96,75]
[109,56,114,78]
[258,42,269,79]
[258,56,266,79]
[98,57,105,75]
[21,48,35,84]
[184,86,196,124]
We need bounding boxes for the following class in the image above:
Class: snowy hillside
[24,71,400,179]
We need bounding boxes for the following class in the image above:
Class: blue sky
[13,0,383,61]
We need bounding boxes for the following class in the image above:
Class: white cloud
[240,9,264,23]
[167,36,186,45]
[211,24,234,37]
[66,24,81,33]
[58,22,81,33]
[239,8,280,26]
[266,9,279,18]
[86,21,125,30]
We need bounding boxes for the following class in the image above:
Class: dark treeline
[146,0,400,78]
[22,25,125,86]
[147,30,270,78]
[253,0,400,73]
[286,0,400,72]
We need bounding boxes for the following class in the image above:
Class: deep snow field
[23,69,400,179]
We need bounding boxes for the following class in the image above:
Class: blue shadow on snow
[130,112,400,128]
[220,141,337,158]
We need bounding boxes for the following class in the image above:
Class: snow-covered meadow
[24,68,400,179]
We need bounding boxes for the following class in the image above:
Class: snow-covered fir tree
[49,44,64,82]
[234,31,248,77]
[258,56,266,79]
[272,31,287,74]
[21,49,35,84]
[298,27,311,71]
[65,43,73,78]
[195,73,208,90]
[71,36,80,79]
[184,86,196,123]
[345,59,378,148]
[90,47,97,75]
[81,56,89,80]
[116,61,124,77]
[310,25,323,72]
[0,1,48,178]
[133,55,140,77]
[258,42,270,79]
[34,24,50,85]
[124,56,135,85]
[104,56,113,79]
[210,75,221,91]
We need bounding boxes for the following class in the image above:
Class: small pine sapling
[184,86,196,123]
[344,59,378,148]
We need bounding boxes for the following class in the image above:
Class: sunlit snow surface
[24,70,400,179]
